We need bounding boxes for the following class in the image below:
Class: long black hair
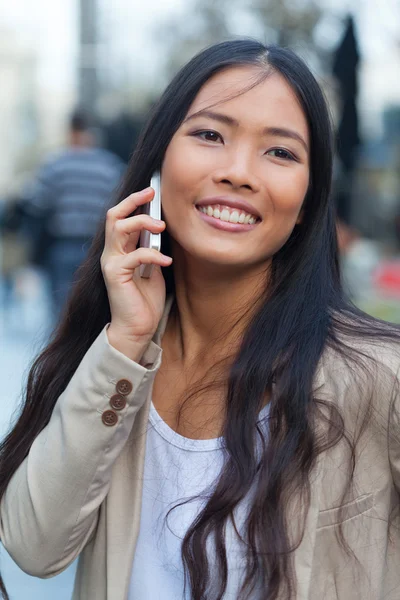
[0,39,399,600]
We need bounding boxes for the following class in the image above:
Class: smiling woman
[0,39,400,600]
[161,66,309,269]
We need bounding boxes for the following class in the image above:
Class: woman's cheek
[271,176,308,215]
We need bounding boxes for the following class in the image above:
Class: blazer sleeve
[0,325,162,577]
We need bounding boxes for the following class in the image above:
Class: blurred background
[0,0,399,597]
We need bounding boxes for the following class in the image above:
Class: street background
[1,0,400,597]
[0,272,77,597]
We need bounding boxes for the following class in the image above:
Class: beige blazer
[1,295,400,599]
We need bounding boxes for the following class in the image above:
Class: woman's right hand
[101,187,173,362]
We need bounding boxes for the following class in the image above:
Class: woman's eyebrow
[183,109,309,153]
[183,109,235,128]
[266,126,309,153]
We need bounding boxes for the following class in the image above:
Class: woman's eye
[267,148,295,161]
[193,130,222,143]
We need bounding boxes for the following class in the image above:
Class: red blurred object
[373,260,400,298]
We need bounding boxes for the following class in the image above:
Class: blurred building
[0,29,38,196]
[359,52,400,140]
[353,104,400,246]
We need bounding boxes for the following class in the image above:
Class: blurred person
[396,207,400,250]
[1,40,400,600]
[23,110,125,321]
[103,111,145,164]
[0,195,30,318]
[336,218,381,301]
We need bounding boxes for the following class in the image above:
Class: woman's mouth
[195,204,260,232]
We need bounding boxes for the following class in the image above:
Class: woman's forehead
[192,65,266,108]
[187,65,309,140]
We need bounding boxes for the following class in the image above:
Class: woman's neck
[164,251,269,368]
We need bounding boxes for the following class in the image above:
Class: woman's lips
[195,206,259,232]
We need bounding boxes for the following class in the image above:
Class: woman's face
[161,66,310,272]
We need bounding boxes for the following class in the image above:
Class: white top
[128,400,269,599]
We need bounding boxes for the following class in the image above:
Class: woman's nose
[211,151,260,192]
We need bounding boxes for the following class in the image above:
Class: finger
[114,214,165,236]
[120,248,173,272]
[106,187,154,224]
[101,248,172,281]
[109,215,165,253]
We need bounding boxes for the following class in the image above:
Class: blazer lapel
[289,357,327,599]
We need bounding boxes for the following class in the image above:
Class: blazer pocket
[317,493,375,529]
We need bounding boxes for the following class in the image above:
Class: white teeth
[229,210,239,223]
[198,205,258,224]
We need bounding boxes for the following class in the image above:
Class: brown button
[110,394,127,411]
[116,379,133,396]
[102,410,118,426]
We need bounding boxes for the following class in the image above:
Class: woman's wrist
[106,325,152,364]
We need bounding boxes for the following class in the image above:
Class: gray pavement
[0,270,76,600]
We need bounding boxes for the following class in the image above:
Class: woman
[0,40,399,600]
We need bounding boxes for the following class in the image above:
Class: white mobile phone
[139,171,162,278]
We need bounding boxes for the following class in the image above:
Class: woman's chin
[181,249,266,273]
